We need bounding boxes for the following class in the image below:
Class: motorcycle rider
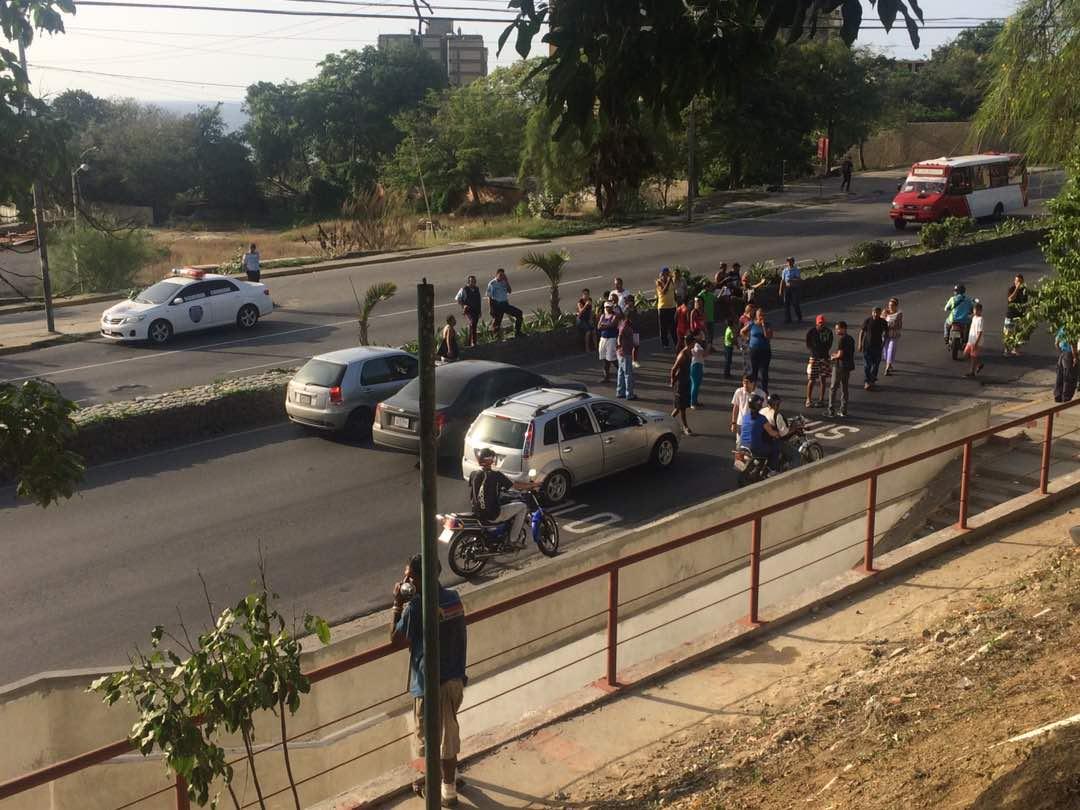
[740,393,782,471]
[761,393,801,470]
[944,284,975,343]
[468,447,535,543]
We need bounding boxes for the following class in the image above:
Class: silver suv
[462,388,680,503]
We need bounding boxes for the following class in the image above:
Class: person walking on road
[779,257,803,324]
[730,373,767,444]
[741,307,774,392]
[576,288,595,353]
[858,306,888,390]
[805,315,833,407]
[392,555,468,808]
[690,296,707,339]
[882,297,903,375]
[1053,326,1077,403]
[242,243,260,282]
[673,266,689,306]
[1004,274,1028,355]
[689,331,708,409]
[486,268,523,340]
[670,335,694,435]
[454,275,483,347]
[596,301,620,383]
[723,318,738,379]
[826,321,856,418]
[964,301,985,378]
[656,267,677,349]
[616,309,637,400]
[437,315,460,363]
[840,157,854,193]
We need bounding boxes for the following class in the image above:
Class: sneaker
[977,362,984,373]
[864,382,872,391]
[805,399,813,408]
[884,366,892,376]
[683,427,694,436]
[839,410,848,418]
[824,409,836,418]
[633,361,641,369]
[690,405,698,410]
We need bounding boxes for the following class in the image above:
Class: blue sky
[19,0,1020,105]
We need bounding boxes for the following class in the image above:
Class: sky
[16,0,1021,106]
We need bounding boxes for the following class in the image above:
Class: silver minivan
[286,347,418,438]
[462,388,680,503]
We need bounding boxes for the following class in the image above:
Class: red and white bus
[889,153,1028,230]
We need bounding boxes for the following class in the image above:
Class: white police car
[100,268,273,345]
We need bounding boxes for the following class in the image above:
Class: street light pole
[70,148,96,295]
[412,136,435,239]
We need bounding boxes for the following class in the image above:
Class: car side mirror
[172,297,183,305]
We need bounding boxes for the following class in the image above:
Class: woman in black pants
[740,307,774,392]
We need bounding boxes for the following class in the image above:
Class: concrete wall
[0,402,990,810]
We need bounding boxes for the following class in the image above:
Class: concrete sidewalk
[367,502,1080,810]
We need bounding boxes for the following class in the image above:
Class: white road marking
[562,512,623,533]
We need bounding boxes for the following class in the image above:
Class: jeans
[689,362,704,405]
[829,368,850,414]
[616,355,635,398]
[748,344,771,391]
[463,306,479,346]
[245,268,260,282]
[1055,350,1077,402]
[495,500,528,543]
[658,308,676,348]
[884,336,899,366]
[783,286,802,323]
[492,301,523,336]
[864,349,882,385]
[705,321,715,347]
[724,345,734,376]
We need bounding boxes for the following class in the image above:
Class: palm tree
[519,250,570,320]
[351,279,397,345]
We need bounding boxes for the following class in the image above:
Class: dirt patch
[571,546,1080,810]
[143,228,311,282]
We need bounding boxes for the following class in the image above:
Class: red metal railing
[2,398,1078,809]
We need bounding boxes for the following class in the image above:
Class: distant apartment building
[893,58,929,74]
[377,18,488,86]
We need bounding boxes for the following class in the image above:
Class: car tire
[541,469,571,505]
[344,407,373,440]
[651,434,678,468]
[893,219,907,231]
[147,319,173,346]
[237,304,260,330]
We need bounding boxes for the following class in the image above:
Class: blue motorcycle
[438,483,559,578]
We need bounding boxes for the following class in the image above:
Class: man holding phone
[391,555,468,807]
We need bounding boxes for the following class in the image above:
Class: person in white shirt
[242,243,260,282]
[761,393,800,469]
[730,373,767,443]
[612,276,633,312]
[965,301,985,378]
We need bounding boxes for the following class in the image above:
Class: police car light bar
[171,267,206,279]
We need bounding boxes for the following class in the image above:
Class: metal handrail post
[958,440,973,529]
[606,568,619,687]
[1040,412,1054,494]
[749,517,763,623]
[864,475,878,572]
[175,776,191,810]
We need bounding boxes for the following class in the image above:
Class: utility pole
[416,280,441,810]
[17,40,56,332]
[686,99,696,225]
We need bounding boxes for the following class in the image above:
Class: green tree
[972,0,1080,163]
[354,280,397,346]
[519,250,569,319]
[0,379,84,507]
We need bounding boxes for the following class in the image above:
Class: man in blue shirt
[944,284,974,341]
[486,268,523,340]
[392,556,468,806]
[740,393,782,470]
[1054,326,1077,403]
[779,257,803,324]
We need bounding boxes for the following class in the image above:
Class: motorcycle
[732,415,825,487]
[438,472,560,578]
[947,319,971,362]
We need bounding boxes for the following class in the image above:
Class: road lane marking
[2,275,606,383]
[562,511,623,533]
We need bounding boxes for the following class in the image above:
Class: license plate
[296,393,312,405]
[392,415,411,429]
[439,529,454,543]
[903,214,916,220]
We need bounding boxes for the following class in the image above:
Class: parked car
[286,347,417,438]
[100,268,273,345]
[461,388,679,503]
[373,360,586,459]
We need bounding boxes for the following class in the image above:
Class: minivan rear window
[471,415,528,449]
[293,359,346,388]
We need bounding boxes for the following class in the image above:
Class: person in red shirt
[690,296,707,337]
[675,300,692,344]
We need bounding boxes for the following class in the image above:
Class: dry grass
[142,229,312,283]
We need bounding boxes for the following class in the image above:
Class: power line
[66,25,505,43]
[76,1,517,22]
[29,63,249,88]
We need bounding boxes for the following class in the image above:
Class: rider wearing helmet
[762,393,801,469]
[468,447,533,542]
[739,393,782,470]
[944,283,975,342]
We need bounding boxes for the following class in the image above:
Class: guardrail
[2,397,1078,809]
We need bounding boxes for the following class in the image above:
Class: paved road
[0,249,1059,685]
[1,176,928,404]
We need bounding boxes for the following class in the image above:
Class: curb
[0,330,99,357]
[0,238,553,318]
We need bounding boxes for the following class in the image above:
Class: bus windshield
[903,180,945,195]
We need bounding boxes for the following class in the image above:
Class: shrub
[49,226,167,295]
[848,240,893,265]
[921,216,975,250]
[345,188,412,253]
